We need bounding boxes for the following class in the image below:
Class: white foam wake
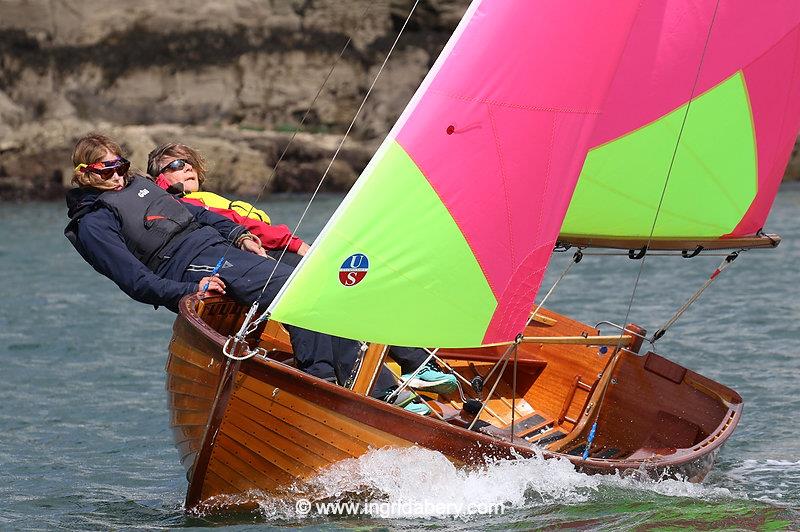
[251,446,734,520]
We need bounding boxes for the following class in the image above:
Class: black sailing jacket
[65,176,247,312]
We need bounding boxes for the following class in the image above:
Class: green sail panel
[561,72,757,239]
[270,141,497,347]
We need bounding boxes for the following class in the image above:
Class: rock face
[1,0,799,200]
[0,0,468,199]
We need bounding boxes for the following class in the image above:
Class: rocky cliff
[1,0,799,201]
[0,0,468,199]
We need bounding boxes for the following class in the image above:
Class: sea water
[1,185,798,530]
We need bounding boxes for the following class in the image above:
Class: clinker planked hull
[167,295,741,513]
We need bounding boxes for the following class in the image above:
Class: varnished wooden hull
[167,295,742,513]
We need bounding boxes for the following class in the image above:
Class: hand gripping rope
[201,257,226,292]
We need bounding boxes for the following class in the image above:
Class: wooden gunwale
[173,294,741,511]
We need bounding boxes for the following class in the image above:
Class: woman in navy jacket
[65,133,351,383]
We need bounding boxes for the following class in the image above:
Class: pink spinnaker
[396,1,642,343]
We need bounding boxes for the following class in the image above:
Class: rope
[511,340,518,441]
[384,348,439,403]
[221,303,261,360]
[585,0,721,460]
[240,0,423,337]
[195,6,373,315]
[226,0,421,346]
[528,249,582,326]
[650,252,739,342]
[467,336,521,431]
[614,1,720,346]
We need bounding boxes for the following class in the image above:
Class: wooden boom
[483,334,634,348]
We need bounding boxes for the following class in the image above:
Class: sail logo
[339,254,369,286]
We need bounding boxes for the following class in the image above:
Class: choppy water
[1,186,799,530]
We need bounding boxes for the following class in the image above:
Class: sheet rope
[583,0,722,460]
[223,0,423,359]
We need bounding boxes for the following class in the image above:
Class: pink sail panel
[396,1,642,344]
[590,1,800,146]
[588,1,800,237]
[731,25,800,235]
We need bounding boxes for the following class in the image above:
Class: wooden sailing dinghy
[166,0,800,513]
[169,297,744,512]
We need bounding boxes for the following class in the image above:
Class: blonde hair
[147,143,207,186]
[71,133,128,188]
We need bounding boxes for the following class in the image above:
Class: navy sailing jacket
[65,177,247,312]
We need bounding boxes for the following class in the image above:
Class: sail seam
[393,140,500,315]
[487,104,515,269]
[539,113,557,250]
[728,23,800,236]
[490,246,550,338]
[430,89,602,114]
[743,23,800,75]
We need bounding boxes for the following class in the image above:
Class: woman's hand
[198,275,226,297]
[297,242,310,256]
[240,237,267,256]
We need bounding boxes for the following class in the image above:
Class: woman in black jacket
[65,132,353,383]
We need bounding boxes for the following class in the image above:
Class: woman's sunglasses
[76,157,130,180]
[158,159,190,175]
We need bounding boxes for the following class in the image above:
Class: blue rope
[202,257,225,292]
[582,422,597,460]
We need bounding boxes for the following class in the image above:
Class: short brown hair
[71,133,126,187]
[147,143,207,186]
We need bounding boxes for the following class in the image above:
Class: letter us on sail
[338,253,370,286]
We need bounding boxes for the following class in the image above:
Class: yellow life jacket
[185,191,271,224]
